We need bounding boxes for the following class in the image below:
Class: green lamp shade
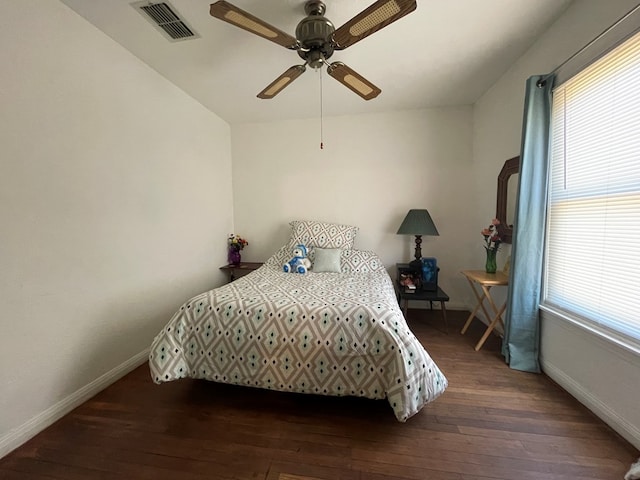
[396,209,439,236]
[397,209,439,268]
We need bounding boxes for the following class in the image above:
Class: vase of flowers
[481,219,502,274]
[227,234,248,266]
[485,248,497,274]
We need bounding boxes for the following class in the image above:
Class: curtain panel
[502,74,555,373]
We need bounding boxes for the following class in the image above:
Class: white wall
[473,0,640,449]
[0,0,233,456]
[231,108,475,308]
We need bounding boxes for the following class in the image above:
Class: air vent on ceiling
[132,1,199,41]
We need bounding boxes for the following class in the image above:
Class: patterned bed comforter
[149,248,447,421]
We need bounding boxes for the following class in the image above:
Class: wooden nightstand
[220,262,263,282]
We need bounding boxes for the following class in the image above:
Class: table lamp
[396,209,439,270]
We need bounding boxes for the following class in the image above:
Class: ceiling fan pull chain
[320,68,324,150]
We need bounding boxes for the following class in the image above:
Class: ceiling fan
[209,0,417,100]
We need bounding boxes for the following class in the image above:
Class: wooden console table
[460,270,509,351]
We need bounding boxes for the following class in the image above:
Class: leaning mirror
[496,156,520,244]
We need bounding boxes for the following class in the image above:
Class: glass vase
[485,248,497,274]
[228,247,241,266]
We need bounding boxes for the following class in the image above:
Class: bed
[149,221,447,421]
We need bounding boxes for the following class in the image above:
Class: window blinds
[544,30,640,345]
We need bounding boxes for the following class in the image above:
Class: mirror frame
[496,156,520,244]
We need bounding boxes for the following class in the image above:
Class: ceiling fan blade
[332,0,417,50]
[257,65,306,99]
[210,1,298,49]
[327,62,381,100]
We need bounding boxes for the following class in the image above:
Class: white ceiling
[60,0,572,124]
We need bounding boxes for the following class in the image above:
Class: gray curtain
[502,74,555,373]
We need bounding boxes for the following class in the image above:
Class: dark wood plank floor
[2,309,637,480]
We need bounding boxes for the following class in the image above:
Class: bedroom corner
[0,0,233,458]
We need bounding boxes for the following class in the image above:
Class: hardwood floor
[1,309,637,479]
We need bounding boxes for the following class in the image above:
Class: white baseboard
[0,348,150,459]
[541,358,640,451]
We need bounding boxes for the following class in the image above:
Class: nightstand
[396,263,449,333]
[220,262,263,282]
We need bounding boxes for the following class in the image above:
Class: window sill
[540,304,640,358]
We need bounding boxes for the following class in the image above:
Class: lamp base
[413,235,423,263]
[409,259,423,271]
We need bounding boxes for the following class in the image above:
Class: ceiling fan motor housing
[296,0,335,68]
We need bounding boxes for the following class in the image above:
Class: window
[543,30,640,348]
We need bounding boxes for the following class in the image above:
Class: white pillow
[312,248,342,273]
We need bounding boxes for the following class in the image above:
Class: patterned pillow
[288,220,358,250]
[341,249,385,274]
[264,244,291,267]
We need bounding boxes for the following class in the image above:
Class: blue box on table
[421,257,438,292]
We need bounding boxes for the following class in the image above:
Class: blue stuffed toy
[283,244,311,274]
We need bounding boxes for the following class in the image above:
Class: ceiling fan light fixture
[349,1,401,36]
[224,11,277,38]
[306,50,326,69]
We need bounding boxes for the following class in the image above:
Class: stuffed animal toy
[283,244,311,274]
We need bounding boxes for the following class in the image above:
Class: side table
[460,270,509,351]
[396,264,449,333]
[220,262,264,282]
[397,286,450,333]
